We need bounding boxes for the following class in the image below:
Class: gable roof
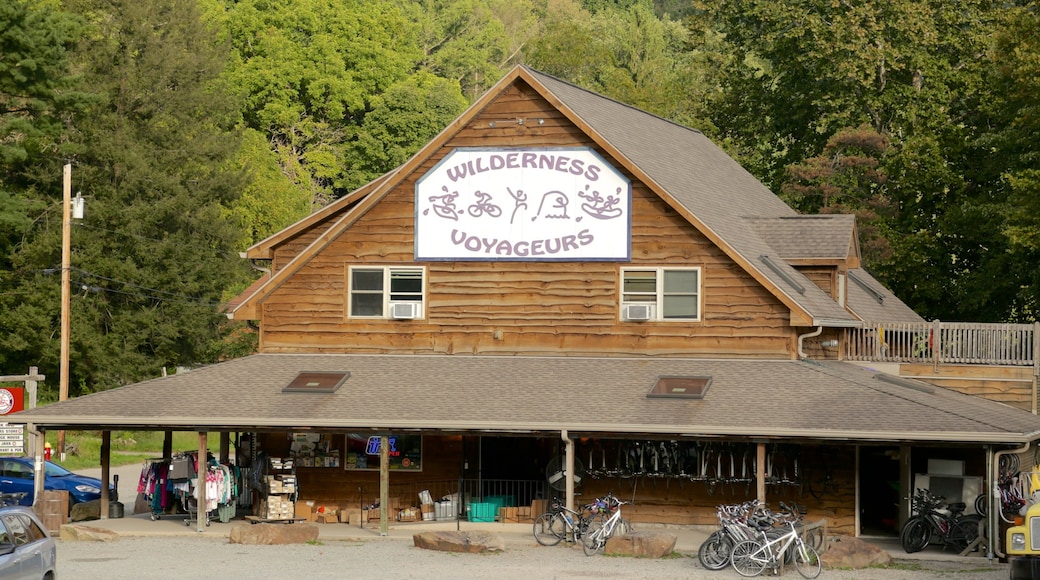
[746,215,859,265]
[10,354,1038,444]
[231,65,886,327]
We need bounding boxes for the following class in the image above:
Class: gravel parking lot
[57,534,1010,580]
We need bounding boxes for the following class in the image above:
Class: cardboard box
[318,513,338,524]
[339,508,360,524]
[518,506,532,523]
[500,507,520,523]
[531,499,548,517]
[294,501,314,521]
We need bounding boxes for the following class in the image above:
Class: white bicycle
[582,492,633,556]
[730,517,821,578]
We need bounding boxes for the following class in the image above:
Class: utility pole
[58,163,71,461]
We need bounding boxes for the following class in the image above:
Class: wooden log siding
[257,83,796,356]
[258,184,793,356]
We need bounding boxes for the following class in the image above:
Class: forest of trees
[1,0,1037,398]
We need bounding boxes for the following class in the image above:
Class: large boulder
[69,500,124,522]
[821,536,891,569]
[60,524,119,542]
[604,532,677,558]
[413,531,505,553]
[229,522,319,545]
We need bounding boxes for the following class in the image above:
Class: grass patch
[43,430,223,471]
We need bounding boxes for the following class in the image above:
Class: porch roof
[10,355,1039,446]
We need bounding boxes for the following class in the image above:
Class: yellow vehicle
[1007,503,1040,579]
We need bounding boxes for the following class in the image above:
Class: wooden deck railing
[844,321,1040,367]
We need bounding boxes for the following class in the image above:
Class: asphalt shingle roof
[11,354,1038,444]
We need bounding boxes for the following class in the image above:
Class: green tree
[341,72,468,191]
[985,5,1040,319]
[0,1,85,271]
[208,0,429,205]
[696,0,1030,322]
[1,0,254,395]
[527,0,715,130]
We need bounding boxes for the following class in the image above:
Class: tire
[951,516,982,552]
[618,518,633,535]
[974,493,987,516]
[533,512,563,546]
[793,544,822,579]
[698,530,734,570]
[900,516,930,553]
[764,528,793,565]
[803,526,825,552]
[582,514,607,556]
[730,539,767,577]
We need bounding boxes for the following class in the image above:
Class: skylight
[282,371,350,393]
[648,376,712,399]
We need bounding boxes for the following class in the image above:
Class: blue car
[0,457,117,508]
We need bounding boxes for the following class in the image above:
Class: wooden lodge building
[12,66,1040,544]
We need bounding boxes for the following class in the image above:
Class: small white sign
[416,148,631,261]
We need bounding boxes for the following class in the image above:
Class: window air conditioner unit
[623,304,654,321]
[389,302,419,320]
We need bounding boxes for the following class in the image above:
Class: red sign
[0,387,24,415]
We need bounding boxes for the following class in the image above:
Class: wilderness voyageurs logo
[415,148,632,261]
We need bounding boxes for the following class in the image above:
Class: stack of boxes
[261,495,294,520]
[265,473,296,494]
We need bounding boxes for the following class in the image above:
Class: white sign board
[0,423,23,454]
[415,148,631,261]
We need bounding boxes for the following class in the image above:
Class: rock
[821,536,892,569]
[604,532,677,558]
[60,524,119,542]
[229,522,319,545]
[413,531,505,553]
[70,500,101,522]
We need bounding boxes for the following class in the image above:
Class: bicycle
[899,488,982,553]
[698,500,777,570]
[730,515,822,578]
[582,492,633,556]
[533,496,602,546]
[0,492,26,507]
[974,454,1027,523]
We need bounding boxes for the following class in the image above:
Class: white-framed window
[620,267,701,321]
[348,266,425,318]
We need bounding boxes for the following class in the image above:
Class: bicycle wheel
[951,515,982,552]
[617,518,633,535]
[803,525,825,552]
[730,539,767,577]
[533,512,564,546]
[793,543,822,579]
[974,493,987,516]
[765,528,793,565]
[582,514,607,556]
[698,530,734,570]
[899,516,930,553]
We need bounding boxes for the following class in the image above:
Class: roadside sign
[0,423,24,454]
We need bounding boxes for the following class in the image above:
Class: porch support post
[562,430,575,512]
[380,435,389,536]
[219,433,230,464]
[100,430,111,519]
[32,429,45,509]
[899,445,911,529]
[163,430,173,459]
[197,431,208,533]
[756,442,766,503]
